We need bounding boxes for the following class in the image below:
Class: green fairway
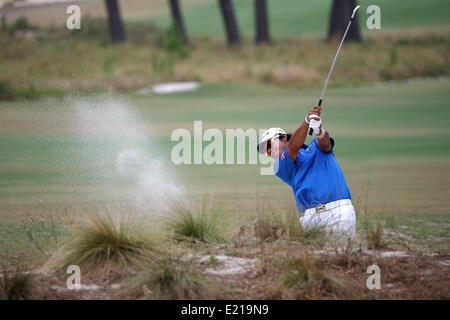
[0,77,449,266]
[147,0,450,37]
[1,0,450,300]
[0,78,449,222]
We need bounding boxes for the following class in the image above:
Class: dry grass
[366,222,386,249]
[19,203,72,260]
[0,22,448,97]
[167,200,226,244]
[0,269,36,300]
[5,203,450,300]
[126,256,217,300]
[359,213,390,250]
[279,253,345,299]
[253,248,349,300]
[2,199,448,300]
[42,211,164,275]
[254,202,326,246]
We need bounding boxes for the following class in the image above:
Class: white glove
[306,114,322,135]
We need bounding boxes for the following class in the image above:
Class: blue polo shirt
[274,137,351,212]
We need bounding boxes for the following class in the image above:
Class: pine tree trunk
[254,0,270,44]
[328,0,361,42]
[346,0,361,41]
[168,0,189,44]
[104,0,126,43]
[218,0,241,45]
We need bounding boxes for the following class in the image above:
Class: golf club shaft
[309,6,360,135]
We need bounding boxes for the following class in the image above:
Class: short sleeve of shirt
[274,149,296,186]
[315,137,335,152]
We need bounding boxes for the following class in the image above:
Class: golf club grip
[308,99,322,136]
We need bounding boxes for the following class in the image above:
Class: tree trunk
[168,0,189,44]
[218,0,241,45]
[328,0,361,42]
[346,0,361,40]
[104,0,126,43]
[254,0,270,44]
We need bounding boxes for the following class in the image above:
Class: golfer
[257,105,356,239]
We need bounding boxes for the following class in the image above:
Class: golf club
[309,5,361,136]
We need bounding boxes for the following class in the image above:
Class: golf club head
[351,5,361,19]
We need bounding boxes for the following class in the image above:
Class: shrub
[14,16,29,31]
[156,25,189,58]
[0,81,15,100]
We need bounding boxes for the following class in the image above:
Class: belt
[304,199,352,215]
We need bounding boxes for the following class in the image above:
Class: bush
[157,25,189,58]
[14,16,29,31]
[0,81,15,100]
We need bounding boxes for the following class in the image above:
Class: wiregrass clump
[360,214,388,249]
[254,203,326,245]
[167,201,225,244]
[127,257,215,300]
[281,253,344,299]
[43,211,164,274]
[0,270,36,300]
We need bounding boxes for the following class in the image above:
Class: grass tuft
[361,215,388,250]
[281,253,344,299]
[0,269,36,300]
[167,200,225,244]
[254,203,326,245]
[127,257,214,300]
[43,211,163,274]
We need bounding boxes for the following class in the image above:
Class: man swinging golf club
[256,5,360,239]
[257,107,355,239]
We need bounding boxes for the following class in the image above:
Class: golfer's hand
[308,115,322,135]
[308,105,322,118]
[305,106,322,135]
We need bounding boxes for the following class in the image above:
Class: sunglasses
[266,137,279,156]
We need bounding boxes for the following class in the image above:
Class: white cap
[257,127,286,154]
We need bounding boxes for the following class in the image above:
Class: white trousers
[299,199,356,239]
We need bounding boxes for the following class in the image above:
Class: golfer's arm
[317,129,332,152]
[287,121,309,162]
